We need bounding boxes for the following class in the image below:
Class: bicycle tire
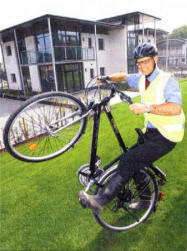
[94,166,158,232]
[3,92,87,162]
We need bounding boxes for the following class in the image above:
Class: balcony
[20,46,95,65]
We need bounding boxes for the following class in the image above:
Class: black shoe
[128,200,150,210]
[79,191,104,214]
[79,173,125,214]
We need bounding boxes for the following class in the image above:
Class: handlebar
[98,77,133,105]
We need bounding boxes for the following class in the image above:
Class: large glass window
[36,33,52,63]
[36,33,51,52]
[54,29,81,61]
[18,38,26,52]
[54,30,80,47]
[39,65,55,92]
[18,39,28,64]
[66,31,78,46]
[57,30,66,45]
[56,63,83,93]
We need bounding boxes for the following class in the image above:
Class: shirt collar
[146,67,160,82]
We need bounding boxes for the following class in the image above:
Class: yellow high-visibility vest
[139,70,185,142]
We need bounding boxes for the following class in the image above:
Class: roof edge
[98,11,161,22]
[0,14,124,34]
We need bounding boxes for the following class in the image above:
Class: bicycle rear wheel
[94,167,158,232]
[4,92,87,162]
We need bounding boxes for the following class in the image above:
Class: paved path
[0,98,24,148]
[0,91,139,149]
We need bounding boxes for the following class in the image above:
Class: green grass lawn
[0,79,187,251]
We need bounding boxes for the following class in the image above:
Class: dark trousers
[117,129,176,184]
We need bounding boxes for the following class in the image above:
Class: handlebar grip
[97,76,110,83]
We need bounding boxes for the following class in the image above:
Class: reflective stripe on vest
[139,70,185,142]
[162,124,185,132]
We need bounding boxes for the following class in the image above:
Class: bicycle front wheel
[94,167,158,232]
[4,92,87,162]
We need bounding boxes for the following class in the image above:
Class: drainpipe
[48,17,58,91]
[14,29,26,96]
[94,24,99,76]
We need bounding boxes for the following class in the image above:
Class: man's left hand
[129,103,147,114]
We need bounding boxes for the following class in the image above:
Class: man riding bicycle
[79,43,185,214]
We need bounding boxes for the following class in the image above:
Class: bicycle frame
[86,94,166,186]
[89,100,127,177]
[76,82,166,190]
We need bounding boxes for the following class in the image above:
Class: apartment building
[0,12,160,95]
[157,38,187,70]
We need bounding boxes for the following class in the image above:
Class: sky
[0,0,186,62]
[0,0,186,32]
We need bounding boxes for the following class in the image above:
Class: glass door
[56,63,84,93]
[39,65,55,92]
[22,66,32,95]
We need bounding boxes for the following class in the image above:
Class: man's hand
[96,72,127,85]
[96,77,105,86]
[129,103,147,114]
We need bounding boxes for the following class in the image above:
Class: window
[36,33,51,52]
[18,38,26,52]
[98,38,104,50]
[66,31,80,46]
[100,67,105,76]
[90,68,94,79]
[36,33,52,63]
[22,67,32,94]
[55,30,81,47]
[11,73,16,83]
[39,65,55,92]
[88,37,92,48]
[6,46,12,56]
[56,63,83,93]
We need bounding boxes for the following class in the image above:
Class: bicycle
[3,78,166,232]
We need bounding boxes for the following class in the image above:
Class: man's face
[136,56,158,76]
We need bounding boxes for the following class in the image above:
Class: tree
[169,25,187,39]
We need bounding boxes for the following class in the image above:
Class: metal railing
[20,46,95,64]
